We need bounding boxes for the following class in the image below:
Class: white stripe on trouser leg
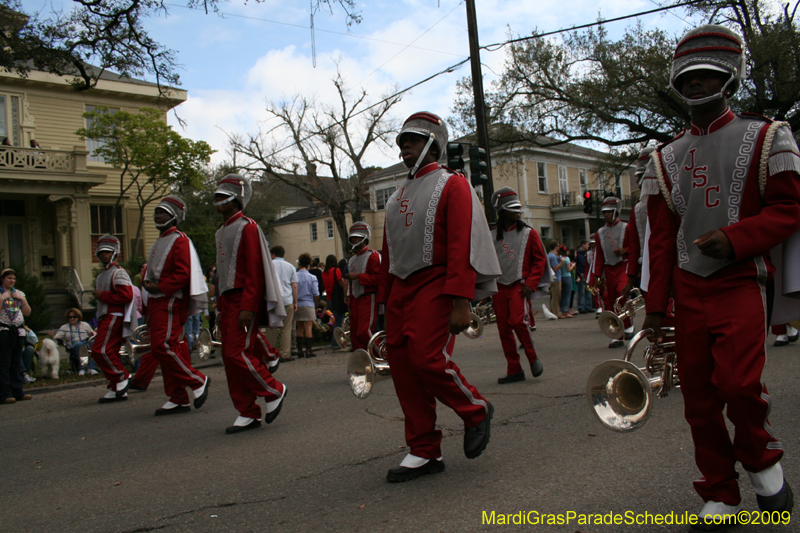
[522,296,536,352]
[240,315,281,396]
[100,315,124,375]
[164,296,204,384]
[440,333,488,411]
[367,294,376,338]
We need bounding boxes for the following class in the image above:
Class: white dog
[36,338,60,380]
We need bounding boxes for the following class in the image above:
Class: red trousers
[492,283,538,375]
[385,269,489,459]
[602,262,632,329]
[255,330,280,364]
[148,297,206,405]
[92,314,130,390]
[349,293,378,351]
[673,265,783,505]
[219,292,284,420]
[130,351,157,390]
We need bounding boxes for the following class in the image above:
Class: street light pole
[465,0,495,224]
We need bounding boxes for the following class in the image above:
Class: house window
[90,205,125,262]
[0,94,22,146]
[85,105,119,162]
[579,168,588,194]
[540,226,552,240]
[325,220,334,239]
[310,222,318,242]
[375,186,396,210]
[537,162,547,193]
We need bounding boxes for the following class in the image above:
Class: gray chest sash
[634,200,648,258]
[216,217,248,293]
[145,232,181,298]
[348,250,376,298]
[96,265,128,318]
[493,226,530,285]
[598,223,626,267]
[664,117,761,276]
[384,169,450,279]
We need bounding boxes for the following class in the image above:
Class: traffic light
[583,191,593,214]
[446,142,465,171]
[469,144,489,187]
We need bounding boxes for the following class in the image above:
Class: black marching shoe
[193,377,211,409]
[757,480,794,514]
[608,339,625,348]
[464,402,494,459]
[789,331,800,343]
[498,371,525,384]
[155,404,191,416]
[774,337,789,347]
[264,387,287,424]
[225,419,261,434]
[386,459,445,483]
[530,359,544,378]
[624,331,635,341]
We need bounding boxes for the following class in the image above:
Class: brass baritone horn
[587,327,678,432]
[347,331,390,399]
[598,288,645,339]
[124,325,152,366]
[333,316,351,350]
[198,326,221,361]
[463,312,484,339]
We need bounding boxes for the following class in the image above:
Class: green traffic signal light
[447,142,465,171]
[469,144,489,187]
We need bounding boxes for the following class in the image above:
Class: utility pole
[465,0,495,224]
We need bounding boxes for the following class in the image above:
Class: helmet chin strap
[409,136,435,177]
[154,211,177,230]
[350,237,367,251]
[675,72,736,106]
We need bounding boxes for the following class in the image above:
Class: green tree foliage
[452,0,800,163]
[0,0,360,92]
[11,268,51,332]
[76,107,215,258]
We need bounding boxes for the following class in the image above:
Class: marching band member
[643,25,800,529]
[213,174,287,434]
[489,187,547,384]
[140,196,210,416]
[91,235,135,403]
[622,147,656,298]
[378,112,501,482]
[590,197,631,347]
[586,234,602,317]
[343,222,380,351]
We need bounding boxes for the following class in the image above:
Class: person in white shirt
[269,246,298,362]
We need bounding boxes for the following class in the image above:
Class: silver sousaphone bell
[197,326,221,361]
[598,288,645,339]
[333,316,351,350]
[78,333,98,371]
[347,330,390,399]
[462,312,485,339]
[124,325,152,365]
[587,327,678,432]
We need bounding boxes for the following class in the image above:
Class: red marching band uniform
[92,234,135,403]
[214,174,287,434]
[346,222,380,351]
[643,24,800,524]
[138,196,210,415]
[489,187,548,383]
[378,112,501,482]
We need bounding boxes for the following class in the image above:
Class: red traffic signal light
[584,191,591,200]
[583,191,593,214]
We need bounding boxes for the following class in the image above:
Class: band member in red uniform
[643,25,800,529]
[490,187,547,384]
[622,147,656,297]
[378,112,501,482]
[590,197,631,347]
[343,222,380,351]
[92,235,135,403]
[140,196,210,416]
[214,174,287,434]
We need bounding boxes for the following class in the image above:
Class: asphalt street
[2,310,799,533]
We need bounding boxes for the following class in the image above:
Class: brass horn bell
[587,327,678,432]
[347,330,390,399]
[197,326,221,361]
[334,316,351,350]
[463,312,484,339]
[598,288,645,339]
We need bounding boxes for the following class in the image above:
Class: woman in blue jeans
[558,245,575,318]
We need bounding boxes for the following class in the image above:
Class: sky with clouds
[21,0,694,170]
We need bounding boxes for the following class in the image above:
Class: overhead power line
[234,0,708,164]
